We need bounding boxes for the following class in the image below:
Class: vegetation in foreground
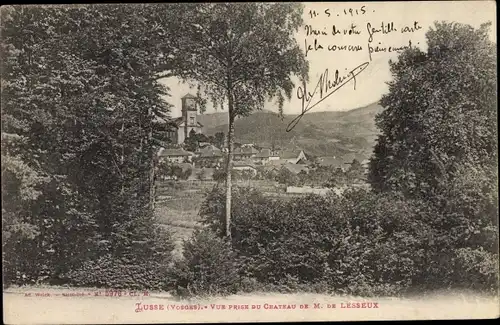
[1,6,497,299]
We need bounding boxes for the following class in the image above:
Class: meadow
[154,179,287,256]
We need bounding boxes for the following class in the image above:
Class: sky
[160,1,496,118]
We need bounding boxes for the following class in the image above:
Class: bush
[61,256,169,291]
[168,228,242,297]
[452,247,498,292]
[60,223,175,291]
[199,184,497,296]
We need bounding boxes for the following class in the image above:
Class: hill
[199,102,384,159]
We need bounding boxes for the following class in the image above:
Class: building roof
[280,150,304,159]
[153,115,179,129]
[173,117,184,126]
[233,161,257,169]
[316,156,345,168]
[182,93,198,99]
[316,154,367,169]
[234,147,259,155]
[284,163,309,174]
[158,148,194,157]
[265,159,288,169]
[254,148,279,158]
[198,146,224,158]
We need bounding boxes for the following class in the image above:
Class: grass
[154,178,336,255]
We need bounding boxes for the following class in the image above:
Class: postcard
[2,1,498,323]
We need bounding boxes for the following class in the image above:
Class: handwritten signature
[286,62,370,132]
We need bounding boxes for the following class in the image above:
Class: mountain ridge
[197,101,384,158]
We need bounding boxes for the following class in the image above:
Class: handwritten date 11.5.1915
[286,62,369,132]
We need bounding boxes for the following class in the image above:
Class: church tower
[181,93,198,142]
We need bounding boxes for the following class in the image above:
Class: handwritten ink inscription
[304,20,423,58]
[287,62,369,132]
[288,4,426,131]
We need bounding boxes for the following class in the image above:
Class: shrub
[168,228,242,297]
[199,166,498,296]
[452,247,498,292]
[61,256,169,291]
[199,185,497,296]
[60,223,175,291]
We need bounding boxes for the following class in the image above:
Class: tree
[184,131,210,152]
[369,22,497,198]
[213,168,226,183]
[214,132,225,149]
[184,131,200,152]
[196,169,205,181]
[1,5,179,284]
[346,159,365,182]
[170,3,309,238]
[276,166,298,186]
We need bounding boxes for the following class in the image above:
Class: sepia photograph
[1,1,498,323]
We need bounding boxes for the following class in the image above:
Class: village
[155,94,370,195]
[153,94,372,254]
[3,5,496,321]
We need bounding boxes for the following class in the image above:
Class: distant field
[154,179,282,225]
[154,179,326,254]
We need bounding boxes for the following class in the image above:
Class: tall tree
[1,4,179,284]
[169,3,309,238]
[214,131,225,149]
[369,21,497,198]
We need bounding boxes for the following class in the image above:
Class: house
[266,159,287,169]
[233,146,259,161]
[252,148,280,165]
[283,163,309,175]
[316,154,368,172]
[280,150,307,164]
[195,145,225,168]
[159,93,204,145]
[198,142,212,149]
[157,148,194,164]
[232,161,257,177]
[316,156,346,171]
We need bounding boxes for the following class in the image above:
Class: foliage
[213,167,257,183]
[168,228,241,297]
[184,132,210,152]
[1,5,177,286]
[366,21,498,292]
[275,166,299,186]
[212,168,226,183]
[369,22,497,197]
[196,169,206,181]
[345,159,365,181]
[199,185,498,295]
[61,257,168,291]
[157,161,192,180]
[213,132,225,149]
[169,3,309,237]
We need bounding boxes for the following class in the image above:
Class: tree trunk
[149,152,156,212]
[120,112,125,196]
[225,94,235,239]
[148,106,156,212]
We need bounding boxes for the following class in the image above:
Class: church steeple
[181,93,198,113]
[181,93,198,142]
